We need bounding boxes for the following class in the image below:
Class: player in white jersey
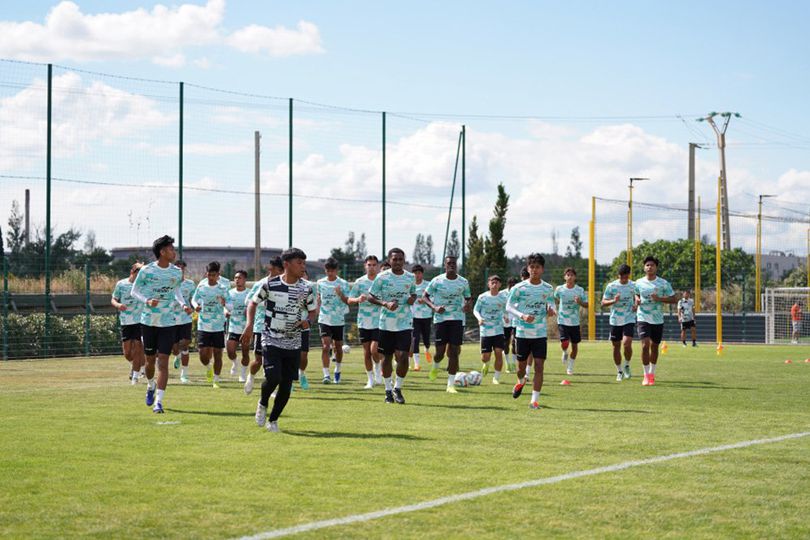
[171,260,196,383]
[553,267,588,375]
[244,258,284,394]
[409,264,433,371]
[111,262,144,383]
[601,264,638,381]
[634,256,679,386]
[473,275,507,384]
[347,255,383,388]
[316,258,350,384]
[192,261,229,388]
[678,290,697,347]
[501,277,519,373]
[506,254,557,410]
[226,270,251,381]
[130,235,191,413]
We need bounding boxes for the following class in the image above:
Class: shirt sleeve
[473,295,483,319]
[425,278,437,298]
[191,284,202,309]
[368,275,383,298]
[130,269,148,303]
[250,283,268,305]
[506,287,523,318]
[464,280,471,298]
[174,286,187,308]
[112,282,121,302]
[306,284,318,312]
[664,281,674,296]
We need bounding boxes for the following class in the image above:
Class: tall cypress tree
[485,183,509,279]
[466,216,486,297]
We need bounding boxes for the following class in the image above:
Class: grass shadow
[283,430,429,440]
[165,408,252,417]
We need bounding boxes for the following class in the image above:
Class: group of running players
[112,234,691,432]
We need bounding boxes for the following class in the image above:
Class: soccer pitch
[1,344,809,539]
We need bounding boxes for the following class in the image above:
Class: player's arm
[473,297,484,325]
[575,288,588,308]
[191,285,203,312]
[111,287,126,311]
[335,282,350,305]
[175,287,192,314]
[601,286,619,307]
[130,271,157,307]
[462,296,473,313]
[241,301,257,346]
[346,283,366,306]
[506,291,533,323]
[422,292,444,313]
[652,288,680,304]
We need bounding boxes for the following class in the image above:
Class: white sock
[131,370,138,381]
[616,364,623,373]
[493,370,501,381]
[650,363,657,374]
[374,362,381,376]
[643,363,651,375]
[531,390,540,402]
[567,358,575,370]
[156,388,164,403]
[384,377,393,391]
[395,376,404,389]
[334,362,342,374]
[214,374,221,382]
[447,374,455,387]
[241,365,247,378]
[510,353,516,364]
[622,360,630,369]
[140,366,146,375]
[231,360,237,368]
[247,372,254,382]
[180,366,187,378]
[414,353,420,363]
[298,369,305,378]
[526,365,532,378]
[147,378,156,390]
[322,367,330,378]
[366,370,374,384]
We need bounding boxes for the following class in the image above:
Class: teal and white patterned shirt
[411,279,433,319]
[369,269,416,331]
[554,284,586,327]
[678,298,695,322]
[192,280,229,332]
[173,278,196,325]
[131,262,185,328]
[473,291,507,337]
[602,279,637,326]
[316,277,349,326]
[247,277,268,333]
[506,280,555,339]
[350,275,382,331]
[226,288,250,334]
[634,276,675,325]
[425,273,472,324]
[501,289,516,328]
[112,278,142,326]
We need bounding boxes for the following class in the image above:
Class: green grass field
[2,342,809,539]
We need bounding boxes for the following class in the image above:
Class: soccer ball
[454,372,469,387]
[466,371,482,386]
[342,344,351,354]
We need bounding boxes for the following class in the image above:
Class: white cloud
[0,1,324,66]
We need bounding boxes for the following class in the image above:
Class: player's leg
[560,325,570,368]
[370,333,382,382]
[122,338,134,377]
[680,324,687,346]
[622,324,634,379]
[480,335,492,375]
[257,347,278,427]
[611,336,623,381]
[298,330,310,389]
[492,334,505,383]
[152,327,175,413]
[445,323,462,393]
[131,337,145,384]
[566,326,581,375]
[647,325,662,385]
[503,327,514,372]
[320,326,333,383]
[391,332,410,404]
[212,332,225,387]
[332,326,344,383]
[430,322,448,381]
[141,325,158,405]
[265,350,298,432]
[227,334,238,375]
[691,324,697,346]
[379,331,396,403]
[239,336,250,381]
[361,331,374,389]
[529,340,547,408]
[410,322,420,370]
[423,319,433,363]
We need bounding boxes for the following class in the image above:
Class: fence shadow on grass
[283,430,429,441]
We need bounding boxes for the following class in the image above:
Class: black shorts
[198,330,225,349]
[435,320,464,347]
[378,329,412,355]
[174,322,192,343]
[515,337,547,361]
[412,318,432,343]
[558,325,582,344]
[319,324,344,342]
[610,323,635,342]
[503,326,514,344]
[142,325,177,356]
[253,332,263,353]
[480,334,505,353]
[228,332,243,343]
[637,322,664,344]
[681,320,696,330]
[359,328,380,343]
[301,330,310,352]
[262,345,300,381]
[120,323,141,343]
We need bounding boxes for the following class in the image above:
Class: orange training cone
[560,379,571,386]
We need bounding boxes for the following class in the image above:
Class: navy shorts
[515,337,547,361]
[359,328,380,343]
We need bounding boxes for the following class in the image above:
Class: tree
[465,216,486,297]
[413,234,437,266]
[781,266,808,287]
[6,200,24,253]
[413,233,426,264]
[446,230,460,259]
[485,183,509,279]
[565,226,583,259]
[424,234,435,266]
[329,231,368,272]
[355,233,367,259]
[551,228,559,256]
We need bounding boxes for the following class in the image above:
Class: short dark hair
[388,247,405,258]
[507,277,518,287]
[489,274,501,282]
[618,264,631,276]
[520,266,530,279]
[281,247,306,262]
[175,259,186,268]
[564,267,577,276]
[151,235,174,259]
[381,261,391,269]
[324,257,339,270]
[365,255,379,263]
[234,269,247,279]
[445,255,458,263]
[526,253,545,267]
[206,261,221,273]
[412,264,424,273]
[643,256,660,267]
[269,257,283,270]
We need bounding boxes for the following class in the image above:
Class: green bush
[1,313,120,359]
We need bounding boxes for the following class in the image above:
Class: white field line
[240,431,810,540]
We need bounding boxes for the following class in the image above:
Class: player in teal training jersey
[111,261,145,384]
[316,257,350,384]
[601,264,638,381]
[553,267,588,375]
[170,260,196,383]
[473,275,507,384]
[347,255,383,388]
[226,270,251,382]
[634,256,679,386]
[410,264,433,371]
[192,261,229,388]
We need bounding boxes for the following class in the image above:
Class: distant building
[761,250,806,281]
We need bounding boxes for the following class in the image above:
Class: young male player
[368,248,417,404]
[192,261,229,388]
[601,264,637,381]
[678,290,697,347]
[634,256,679,386]
[131,235,191,413]
[554,267,588,376]
[316,258,350,383]
[791,301,802,344]
[226,270,250,381]
[111,262,144,384]
[242,248,317,433]
[501,277,519,373]
[244,258,284,394]
[424,256,472,394]
[473,275,507,384]
[171,260,196,383]
[506,253,556,409]
[348,255,383,389]
[410,264,433,371]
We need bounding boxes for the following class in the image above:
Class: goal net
[764,287,809,344]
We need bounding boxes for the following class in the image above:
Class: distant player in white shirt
[111,262,144,383]
[634,256,679,386]
[347,255,384,388]
[171,260,196,384]
[473,275,507,384]
[225,270,250,381]
[502,277,519,373]
[409,264,433,371]
[678,290,697,347]
[601,264,637,381]
[316,257,350,384]
[192,261,229,388]
[553,267,588,375]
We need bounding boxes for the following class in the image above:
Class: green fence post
[461,125,466,270]
[2,256,8,360]
[288,98,293,247]
[84,263,91,356]
[178,81,184,258]
[382,111,386,257]
[45,63,53,358]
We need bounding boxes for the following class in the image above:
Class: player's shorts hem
[227,332,243,342]
[680,320,695,330]
[359,328,380,343]
[378,329,411,355]
[262,346,300,381]
[515,337,547,361]
[198,330,226,349]
[120,323,142,343]
[318,324,344,342]
[480,334,505,353]
[435,320,464,346]
[142,325,176,356]
[637,322,664,344]
[174,322,192,343]
[609,323,635,341]
[558,325,582,344]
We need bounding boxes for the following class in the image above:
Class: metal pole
[756,197,762,312]
[688,143,696,241]
[84,262,90,356]
[2,256,8,360]
[461,125,466,269]
[382,111,386,257]
[588,197,596,341]
[701,113,737,250]
[254,131,261,278]
[178,82,184,258]
[45,63,52,358]
[627,183,633,270]
[716,177,723,347]
[442,132,463,261]
[24,188,30,245]
[695,197,701,313]
[288,98,293,247]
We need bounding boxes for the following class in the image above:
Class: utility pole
[24,189,30,245]
[254,131,261,279]
[627,177,650,273]
[755,194,775,312]
[698,112,740,250]
[688,143,702,242]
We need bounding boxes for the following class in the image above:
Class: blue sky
[1,1,808,260]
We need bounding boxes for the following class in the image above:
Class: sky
[1,0,809,263]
